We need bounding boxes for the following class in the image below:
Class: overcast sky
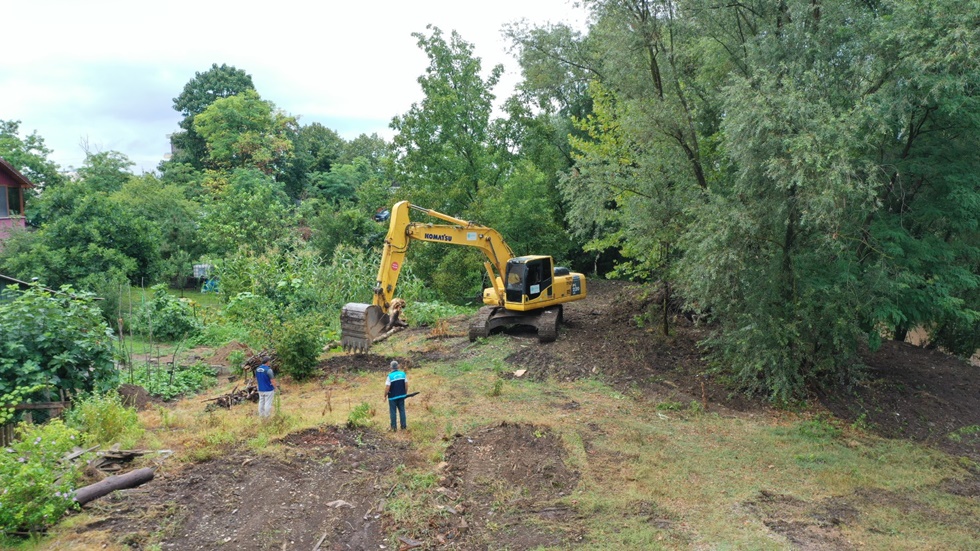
[2,0,588,174]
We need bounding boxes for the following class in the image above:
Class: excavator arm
[341,201,516,351]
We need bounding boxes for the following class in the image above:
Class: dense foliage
[0,420,85,535]
[123,362,217,401]
[0,284,117,414]
[64,391,144,448]
[523,0,980,400]
[2,1,977,401]
[132,284,202,341]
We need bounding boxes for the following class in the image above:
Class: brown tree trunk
[74,467,156,506]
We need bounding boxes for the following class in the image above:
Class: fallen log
[74,467,156,506]
[372,326,405,345]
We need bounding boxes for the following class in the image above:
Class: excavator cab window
[525,258,552,301]
[505,258,553,303]
[505,263,526,303]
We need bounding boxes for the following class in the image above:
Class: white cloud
[1,0,587,173]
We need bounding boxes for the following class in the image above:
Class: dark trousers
[388,398,406,430]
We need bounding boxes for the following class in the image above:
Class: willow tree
[539,0,980,399]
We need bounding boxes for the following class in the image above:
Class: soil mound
[819,340,980,460]
[441,422,581,548]
[117,384,153,411]
[208,341,252,368]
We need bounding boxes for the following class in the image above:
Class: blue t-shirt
[387,370,407,400]
[255,364,275,392]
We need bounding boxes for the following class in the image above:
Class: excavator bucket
[340,303,388,353]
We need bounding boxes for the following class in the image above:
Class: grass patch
[34,335,980,551]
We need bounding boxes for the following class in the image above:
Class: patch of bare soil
[437,422,582,549]
[116,384,154,411]
[504,279,760,413]
[744,489,859,550]
[208,341,252,369]
[80,426,415,550]
[82,422,582,550]
[744,486,980,550]
[817,341,980,461]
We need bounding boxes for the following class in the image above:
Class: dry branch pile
[202,350,277,412]
[203,384,259,411]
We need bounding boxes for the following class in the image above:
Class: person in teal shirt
[384,361,408,431]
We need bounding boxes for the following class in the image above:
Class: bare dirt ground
[75,279,980,549]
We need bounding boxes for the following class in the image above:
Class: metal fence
[0,401,69,446]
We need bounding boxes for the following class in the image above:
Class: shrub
[64,392,143,447]
[273,316,325,381]
[347,402,372,429]
[132,284,201,341]
[410,301,474,326]
[0,420,88,536]
[0,284,117,421]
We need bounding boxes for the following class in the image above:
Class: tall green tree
[74,151,134,193]
[0,120,65,194]
[390,26,508,215]
[538,0,980,399]
[340,133,391,167]
[170,63,256,170]
[111,174,204,287]
[193,89,297,176]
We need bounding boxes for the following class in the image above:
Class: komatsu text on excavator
[340,202,587,352]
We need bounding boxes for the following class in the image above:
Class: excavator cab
[505,256,553,304]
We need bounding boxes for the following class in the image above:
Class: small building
[0,157,32,240]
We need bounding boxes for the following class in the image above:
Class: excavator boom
[341,201,586,351]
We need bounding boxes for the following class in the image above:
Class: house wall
[0,171,20,187]
[0,216,26,240]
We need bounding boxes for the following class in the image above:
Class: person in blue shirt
[384,360,408,431]
[255,356,277,418]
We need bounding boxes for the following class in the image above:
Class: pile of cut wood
[203,383,259,411]
[201,350,278,412]
[242,349,278,373]
[88,445,149,473]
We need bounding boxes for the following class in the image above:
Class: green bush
[132,284,201,341]
[64,392,143,447]
[273,316,324,381]
[0,420,88,536]
[410,301,474,326]
[0,284,117,421]
[347,402,372,429]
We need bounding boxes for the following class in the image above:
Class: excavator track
[467,305,563,343]
[534,307,560,343]
[468,306,496,341]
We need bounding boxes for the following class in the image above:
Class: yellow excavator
[340,201,587,352]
